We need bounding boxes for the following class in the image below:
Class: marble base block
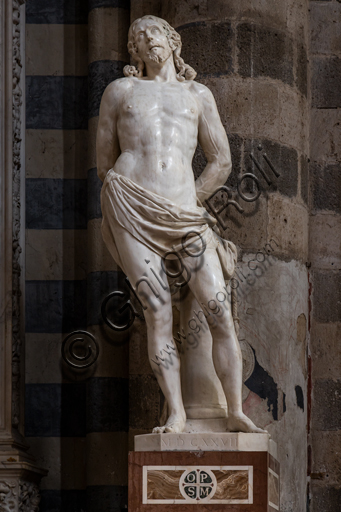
[135,432,277,457]
[129,434,279,511]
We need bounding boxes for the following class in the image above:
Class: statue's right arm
[96,80,123,182]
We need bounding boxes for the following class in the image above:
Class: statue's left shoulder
[187,80,217,108]
[188,80,208,94]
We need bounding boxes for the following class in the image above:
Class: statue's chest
[121,84,198,124]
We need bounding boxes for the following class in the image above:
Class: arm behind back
[96,80,124,182]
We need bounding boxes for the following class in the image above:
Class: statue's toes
[253,426,268,434]
[152,426,166,434]
[165,421,183,433]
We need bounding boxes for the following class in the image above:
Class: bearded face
[146,44,172,64]
[133,18,173,67]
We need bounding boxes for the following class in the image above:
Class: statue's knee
[144,304,172,328]
[212,316,235,339]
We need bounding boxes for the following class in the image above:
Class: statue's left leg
[103,225,186,433]
[186,246,267,433]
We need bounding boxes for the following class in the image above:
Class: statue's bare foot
[227,413,267,434]
[152,412,186,434]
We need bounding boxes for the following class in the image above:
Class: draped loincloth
[101,169,237,280]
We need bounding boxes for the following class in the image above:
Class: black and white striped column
[86,1,130,510]
[25,0,88,509]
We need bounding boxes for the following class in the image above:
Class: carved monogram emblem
[179,469,217,502]
[143,465,252,504]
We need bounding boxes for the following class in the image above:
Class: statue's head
[123,15,196,82]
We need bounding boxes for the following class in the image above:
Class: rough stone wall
[308,1,341,511]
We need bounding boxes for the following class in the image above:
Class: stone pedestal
[129,433,279,511]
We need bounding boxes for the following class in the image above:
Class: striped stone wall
[308,1,341,510]
[86,0,130,510]
[25,0,130,510]
[25,1,88,509]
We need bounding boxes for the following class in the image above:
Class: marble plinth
[135,432,277,457]
[129,434,279,511]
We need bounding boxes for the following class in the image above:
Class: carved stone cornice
[0,0,16,444]
[0,0,47,497]
[11,0,24,432]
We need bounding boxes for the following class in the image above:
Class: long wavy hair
[123,15,197,82]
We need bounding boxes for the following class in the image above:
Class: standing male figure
[97,15,265,434]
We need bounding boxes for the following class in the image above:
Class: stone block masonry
[176,21,234,77]
[308,1,341,511]
[86,1,131,511]
[25,0,88,508]
[237,23,294,86]
[25,0,130,511]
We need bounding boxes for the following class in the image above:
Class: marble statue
[96,15,265,435]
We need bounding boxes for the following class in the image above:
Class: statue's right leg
[106,226,186,433]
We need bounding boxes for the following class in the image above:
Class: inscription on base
[160,435,238,450]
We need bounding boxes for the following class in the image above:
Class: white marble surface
[135,432,277,458]
[97,14,265,435]
[184,418,229,432]
[178,289,228,420]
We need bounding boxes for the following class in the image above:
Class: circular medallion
[179,469,217,503]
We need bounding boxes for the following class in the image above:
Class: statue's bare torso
[114,78,199,208]
[97,72,232,207]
